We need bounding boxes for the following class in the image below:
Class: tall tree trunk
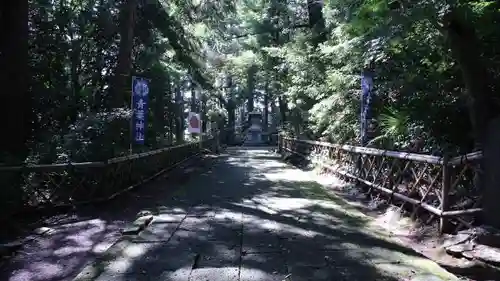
[307,0,326,45]
[278,96,287,125]
[263,82,269,133]
[442,9,500,228]
[0,0,30,215]
[226,100,236,144]
[166,77,173,144]
[154,74,168,146]
[443,10,497,148]
[70,37,82,124]
[270,97,277,132]
[175,82,184,143]
[112,0,137,108]
[168,114,174,144]
[246,66,256,113]
[190,80,198,139]
[0,0,30,164]
[240,105,246,130]
[91,0,107,112]
[201,93,207,133]
[190,80,197,112]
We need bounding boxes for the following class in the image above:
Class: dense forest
[2,0,500,163]
[2,2,500,278]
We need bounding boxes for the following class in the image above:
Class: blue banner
[132,76,150,145]
[361,73,373,145]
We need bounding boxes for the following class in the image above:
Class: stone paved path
[66,148,458,280]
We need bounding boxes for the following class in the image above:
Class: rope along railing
[279,136,482,233]
[0,134,220,221]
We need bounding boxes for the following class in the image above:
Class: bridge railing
[0,135,219,221]
[279,136,482,233]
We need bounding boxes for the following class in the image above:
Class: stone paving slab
[213,209,244,224]
[189,267,239,281]
[186,205,218,218]
[240,253,288,281]
[74,239,199,280]
[153,213,187,223]
[69,147,459,281]
[242,230,282,254]
[167,229,210,253]
[158,268,193,281]
[206,225,242,246]
[133,221,180,242]
[178,217,212,232]
[157,206,190,216]
[197,242,241,268]
[73,239,163,281]
[286,265,398,281]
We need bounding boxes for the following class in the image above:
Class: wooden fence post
[440,154,451,233]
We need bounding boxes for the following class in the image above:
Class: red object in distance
[189,115,200,128]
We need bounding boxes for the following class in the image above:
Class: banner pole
[130,76,134,155]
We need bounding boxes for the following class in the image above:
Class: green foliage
[368,107,410,149]
[12,0,241,164]
[11,0,500,164]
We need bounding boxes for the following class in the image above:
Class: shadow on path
[2,148,457,281]
[0,155,217,281]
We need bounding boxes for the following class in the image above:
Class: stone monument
[244,111,264,145]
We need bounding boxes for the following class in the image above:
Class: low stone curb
[121,215,154,235]
[72,238,140,281]
[0,226,58,262]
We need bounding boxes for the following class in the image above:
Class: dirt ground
[309,166,496,281]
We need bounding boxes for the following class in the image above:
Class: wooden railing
[0,135,219,221]
[279,136,482,233]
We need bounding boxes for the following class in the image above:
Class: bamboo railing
[0,135,220,221]
[278,136,482,233]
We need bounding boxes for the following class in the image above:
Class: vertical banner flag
[361,72,373,146]
[187,112,201,134]
[132,76,150,144]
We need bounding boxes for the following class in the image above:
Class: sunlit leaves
[468,1,496,14]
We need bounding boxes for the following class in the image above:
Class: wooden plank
[449,151,483,165]
[283,137,444,164]
[440,155,451,233]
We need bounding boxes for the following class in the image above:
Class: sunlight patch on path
[73,240,161,281]
[295,164,459,280]
[262,167,310,182]
[64,148,459,281]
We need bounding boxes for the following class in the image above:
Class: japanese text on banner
[361,74,373,145]
[132,76,149,144]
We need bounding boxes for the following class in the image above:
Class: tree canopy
[2,0,500,164]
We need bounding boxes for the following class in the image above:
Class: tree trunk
[307,0,326,45]
[0,0,30,215]
[112,0,137,108]
[246,66,256,113]
[70,37,82,124]
[190,80,198,139]
[190,80,197,112]
[154,74,168,146]
[442,9,500,228]
[201,93,207,133]
[226,100,236,144]
[442,10,497,148]
[175,83,184,143]
[0,0,30,164]
[278,96,287,125]
[263,88,269,133]
[270,97,277,132]
[482,118,500,227]
[168,113,174,145]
